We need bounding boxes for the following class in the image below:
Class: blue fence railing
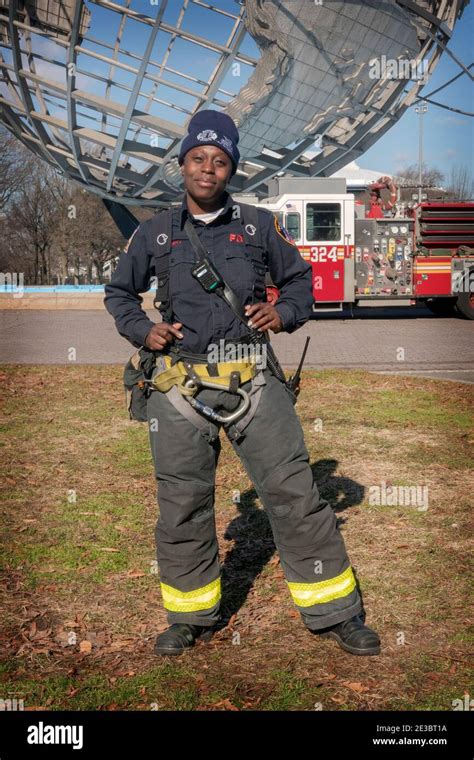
[1,285,106,293]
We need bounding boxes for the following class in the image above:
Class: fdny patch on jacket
[123,227,138,254]
[274,216,295,245]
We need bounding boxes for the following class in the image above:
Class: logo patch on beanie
[218,135,234,154]
[197,130,218,141]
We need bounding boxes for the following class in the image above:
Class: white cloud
[434,114,466,126]
[393,151,414,164]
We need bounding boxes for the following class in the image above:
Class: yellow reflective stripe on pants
[287,566,356,607]
[160,577,221,613]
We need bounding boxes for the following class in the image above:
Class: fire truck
[237,177,474,320]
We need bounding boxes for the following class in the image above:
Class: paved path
[2,303,473,383]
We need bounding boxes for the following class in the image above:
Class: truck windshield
[306,203,341,241]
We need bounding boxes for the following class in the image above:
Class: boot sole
[153,627,215,656]
[319,630,381,656]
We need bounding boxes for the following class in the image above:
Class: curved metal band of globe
[137,11,250,201]
[0,0,469,208]
[6,0,73,179]
[0,0,254,204]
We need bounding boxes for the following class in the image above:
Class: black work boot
[153,623,215,656]
[313,614,381,656]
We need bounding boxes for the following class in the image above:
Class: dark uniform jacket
[104,190,313,354]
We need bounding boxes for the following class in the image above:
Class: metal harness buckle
[181,361,250,424]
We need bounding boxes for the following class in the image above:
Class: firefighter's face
[180,145,233,202]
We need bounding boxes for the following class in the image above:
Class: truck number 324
[310,246,338,262]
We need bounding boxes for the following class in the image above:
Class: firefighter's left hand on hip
[245,303,283,333]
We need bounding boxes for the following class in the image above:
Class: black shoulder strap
[239,203,273,294]
[153,206,173,255]
[238,202,267,264]
[183,218,208,263]
[152,206,174,321]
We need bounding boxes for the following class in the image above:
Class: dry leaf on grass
[210,699,239,711]
[341,681,371,693]
[425,672,443,682]
[315,675,337,686]
[30,627,52,641]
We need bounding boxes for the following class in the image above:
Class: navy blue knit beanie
[178,110,240,176]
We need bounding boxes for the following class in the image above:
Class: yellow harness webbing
[150,355,258,396]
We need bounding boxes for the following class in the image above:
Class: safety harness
[147,355,257,396]
[143,350,259,425]
[138,203,275,430]
[125,202,308,436]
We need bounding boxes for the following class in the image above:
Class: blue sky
[83,0,472,181]
[11,0,472,183]
[360,2,473,180]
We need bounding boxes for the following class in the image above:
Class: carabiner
[183,377,250,424]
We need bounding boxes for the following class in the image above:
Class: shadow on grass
[218,458,365,629]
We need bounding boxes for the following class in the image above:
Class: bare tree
[0,132,152,284]
[445,164,473,201]
[0,127,31,212]
[394,163,445,187]
[393,163,445,201]
[6,152,62,283]
[61,188,124,284]
[47,179,82,284]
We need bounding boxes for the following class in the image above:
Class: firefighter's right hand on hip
[145,322,184,351]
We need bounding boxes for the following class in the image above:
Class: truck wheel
[455,270,474,319]
[424,297,457,317]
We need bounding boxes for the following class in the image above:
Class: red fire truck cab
[238,178,474,319]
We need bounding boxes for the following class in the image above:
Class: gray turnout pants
[147,365,363,630]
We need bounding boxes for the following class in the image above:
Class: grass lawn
[0,365,472,711]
